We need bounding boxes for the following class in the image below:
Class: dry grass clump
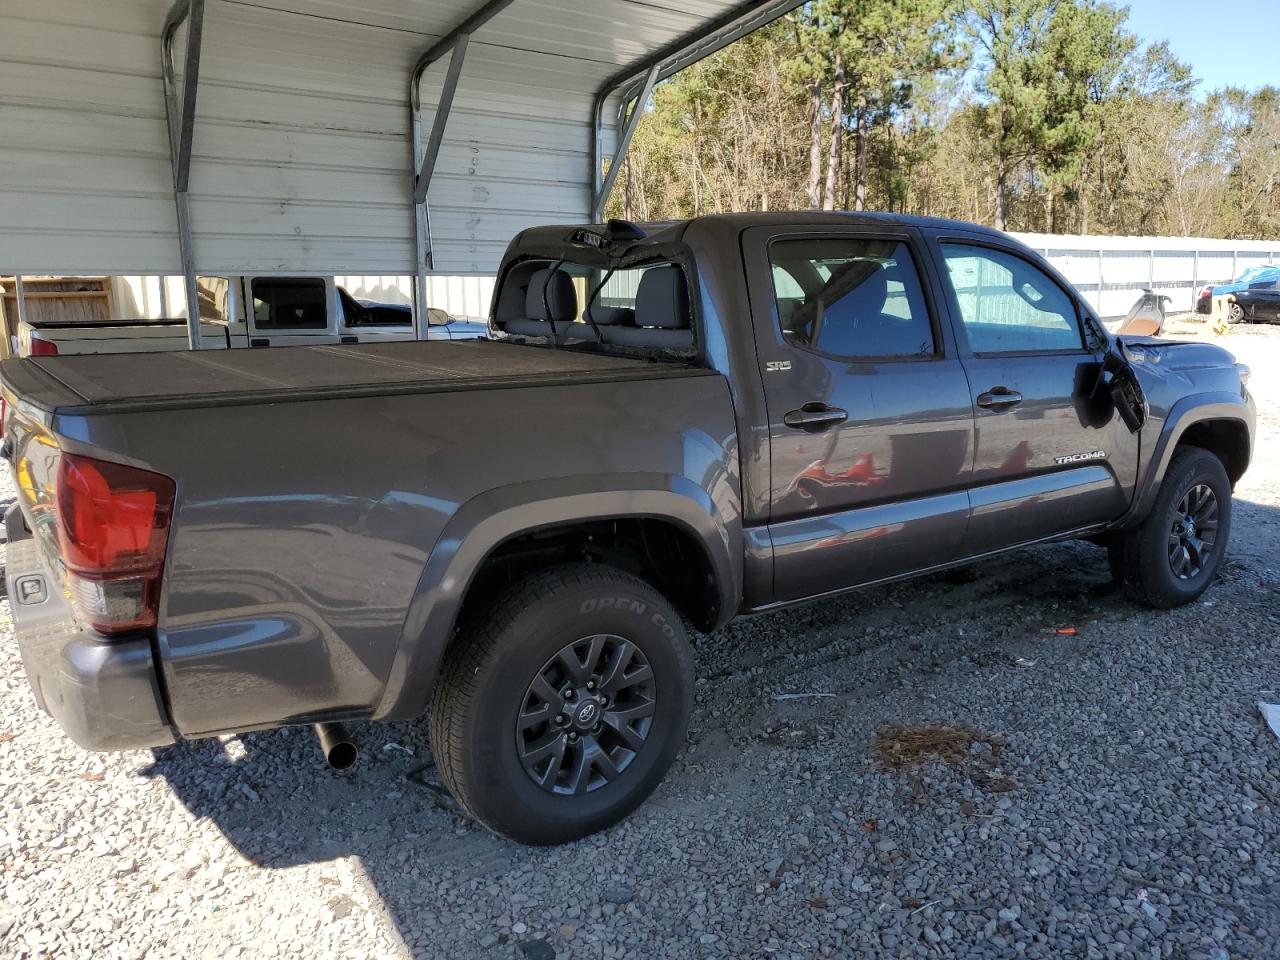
[871,723,1015,792]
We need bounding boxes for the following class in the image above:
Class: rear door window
[767,238,935,359]
[251,278,328,330]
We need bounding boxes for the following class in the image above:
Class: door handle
[784,402,848,432]
[976,387,1023,410]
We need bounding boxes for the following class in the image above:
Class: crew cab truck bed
[2,212,1255,845]
[6,338,701,411]
[3,339,735,746]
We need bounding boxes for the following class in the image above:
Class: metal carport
[0,0,801,346]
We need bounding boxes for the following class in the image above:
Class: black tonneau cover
[0,340,708,415]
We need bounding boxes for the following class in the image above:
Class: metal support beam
[1,275,26,358]
[1097,249,1105,315]
[592,64,659,223]
[413,36,469,207]
[14,275,27,329]
[590,0,804,222]
[162,0,206,350]
[1192,249,1200,312]
[408,0,515,340]
[0,278,11,360]
[158,275,171,319]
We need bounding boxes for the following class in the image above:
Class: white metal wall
[0,0,594,275]
[1014,233,1280,317]
[0,0,776,279]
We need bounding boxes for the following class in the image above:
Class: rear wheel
[428,563,694,844]
[1227,301,1246,324]
[1109,446,1232,608]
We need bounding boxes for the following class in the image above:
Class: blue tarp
[1213,265,1280,295]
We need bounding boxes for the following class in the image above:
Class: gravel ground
[2,318,1278,960]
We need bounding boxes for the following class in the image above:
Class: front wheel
[1109,446,1232,608]
[428,563,694,844]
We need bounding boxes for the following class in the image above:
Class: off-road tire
[428,563,694,845]
[1109,446,1232,608]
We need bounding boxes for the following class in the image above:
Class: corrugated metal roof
[0,0,801,276]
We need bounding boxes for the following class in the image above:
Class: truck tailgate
[0,339,704,414]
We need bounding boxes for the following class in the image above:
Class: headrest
[586,305,635,326]
[525,268,577,322]
[635,267,690,330]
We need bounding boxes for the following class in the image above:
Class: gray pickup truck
[1,213,1255,844]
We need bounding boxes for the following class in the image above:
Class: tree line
[610,0,1280,239]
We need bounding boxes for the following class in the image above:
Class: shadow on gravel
[141,715,514,957]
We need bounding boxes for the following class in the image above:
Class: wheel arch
[1175,418,1250,485]
[1118,393,1253,529]
[373,474,742,721]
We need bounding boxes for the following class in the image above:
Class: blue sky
[1123,0,1274,94]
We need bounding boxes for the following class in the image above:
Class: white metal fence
[1014,233,1280,317]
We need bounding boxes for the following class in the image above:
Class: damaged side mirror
[1092,342,1148,433]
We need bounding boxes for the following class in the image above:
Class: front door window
[940,244,1084,354]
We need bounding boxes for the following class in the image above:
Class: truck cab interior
[494,259,695,353]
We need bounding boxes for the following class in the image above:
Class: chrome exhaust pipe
[314,722,358,770]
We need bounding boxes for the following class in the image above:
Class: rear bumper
[6,539,174,750]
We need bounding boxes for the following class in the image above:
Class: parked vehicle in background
[1226,286,1280,324]
[343,292,489,339]
[1195,265,1280,317]
[15,277,479,356]
[1,213,1254,845]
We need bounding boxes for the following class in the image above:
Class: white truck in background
[15,275,485,356]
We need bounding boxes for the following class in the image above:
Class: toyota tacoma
[1,213,1255,844]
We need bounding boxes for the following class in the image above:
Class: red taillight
[55,453,175,635]
[29,337,59,356]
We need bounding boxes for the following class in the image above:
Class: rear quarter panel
[49,373,741,736]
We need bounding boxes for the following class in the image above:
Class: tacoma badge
[1055,450,1107,464]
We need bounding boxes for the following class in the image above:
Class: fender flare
[1118,391,1253,528]
[373,472,742,720]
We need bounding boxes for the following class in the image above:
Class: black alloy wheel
[516,635,656,795]
[1167,483,1219,580]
